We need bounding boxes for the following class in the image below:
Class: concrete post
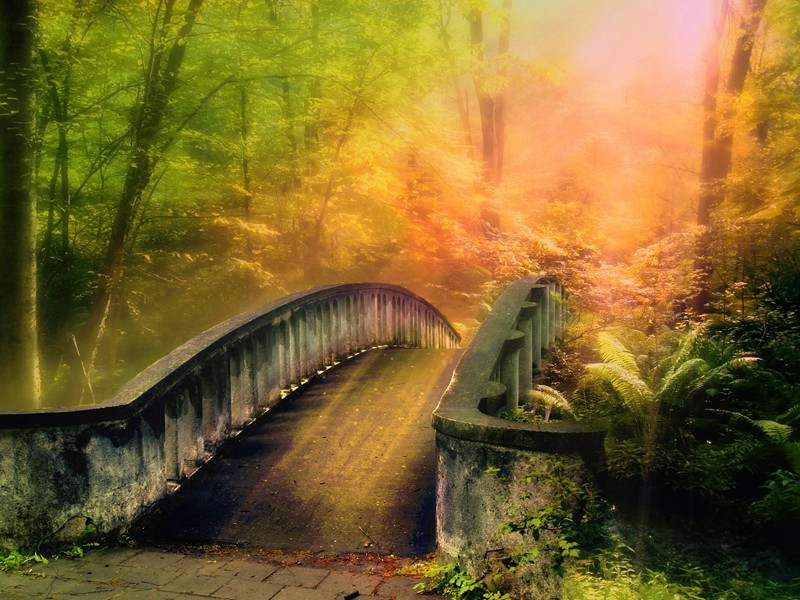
[531,285,548,359]
[201,361,220,444]
[356,294,365,351]
[299,309,311,379]
[500,331,525,412]
[547,284,557,348]
[255,329,269,407]
[539,286,551,353]
[531,301,542,374]
[278,319,289,389]
[331,299,341,360]
[187,373,205,466]
[266,324,281,404]
[516,301,537,400]
[229,347,243,427]
[286,316,294,384]
[343,297,352,355]
[164,393,180,481]
[553,284,562,339]
[321,303,330,365]
[183,379,203,470]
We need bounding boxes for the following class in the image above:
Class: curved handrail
[432,275,605,454]
[1,283,460,428]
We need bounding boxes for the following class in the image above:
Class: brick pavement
[0,546,442,600]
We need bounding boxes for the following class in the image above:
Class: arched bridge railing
[433,274,601,451]
[0,283,459,549]
[432,275,606,570]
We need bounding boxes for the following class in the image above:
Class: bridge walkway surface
[135,348,462,556]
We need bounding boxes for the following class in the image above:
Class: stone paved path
[0,545,442,599]
[136,349,462,556]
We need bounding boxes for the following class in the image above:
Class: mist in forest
[0,0,788,411]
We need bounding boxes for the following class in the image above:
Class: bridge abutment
[432,275,606,591]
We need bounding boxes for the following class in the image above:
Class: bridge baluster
[164,393,181,481]
[547,283,557,348]
[229,346,247,427]
[516,302,537,399]
[255,330,269,407]
[530,297,543,374]
[265,324,281,404]
[201,362,219,444]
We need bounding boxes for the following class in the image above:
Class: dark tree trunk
[494,0,511,186]
[469,3,512,233]
[0,0,41,408]
[693,0,766,315]
[470,7,496,186]
[240,85,253,257]
[72,0,204,401]
[437,4,473,154]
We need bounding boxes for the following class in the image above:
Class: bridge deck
[136,348,461,556]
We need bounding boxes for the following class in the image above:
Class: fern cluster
[572,327,800,525]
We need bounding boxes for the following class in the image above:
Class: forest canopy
[0,0,797,413]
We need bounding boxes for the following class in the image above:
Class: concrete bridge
[0,277,604,566]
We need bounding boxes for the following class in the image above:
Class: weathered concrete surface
[136,348,462,556]
[0,405,165,552]
[0,545,443,599]
[436,432,584,575]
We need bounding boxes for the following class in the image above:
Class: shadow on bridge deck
[135,348,462,556]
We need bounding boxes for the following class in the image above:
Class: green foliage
[499,461,604,577]
[563,518,800,600]
[749,470,800,524]
[0,550,48,574]
[0,533,99,574]
[415,562,509,600]
[501,384,572,424]
[576,323,800,527]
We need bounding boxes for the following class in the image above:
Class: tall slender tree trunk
[240,85,253,257]
[469,3,512,232]
[0,0,41,409]
[72,0,204,401]
[470,7,495,186]
[437,3,473,154]
[693,0,767,314]
[494,0,511,186]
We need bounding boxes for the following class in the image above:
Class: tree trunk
[240,85,253,257]
[494,0,512,186]
[437,3,473,153]
[0,0,41,408]
[470,7,496,187]
[693,0,767,314]
[72,0,204,401]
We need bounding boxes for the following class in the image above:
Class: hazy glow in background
[512,0,714,99]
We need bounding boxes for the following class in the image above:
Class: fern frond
[688,357,761,397]
[778,403,800,425]
[656,358,710,406]
[528,384,572,412]
[707,408,760,432]
[597,333,640,376]
[754,420,794,444]
[661,328,702,375]
[783,442,800,474]
[581,363,653,414]
[708,409,794,444]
